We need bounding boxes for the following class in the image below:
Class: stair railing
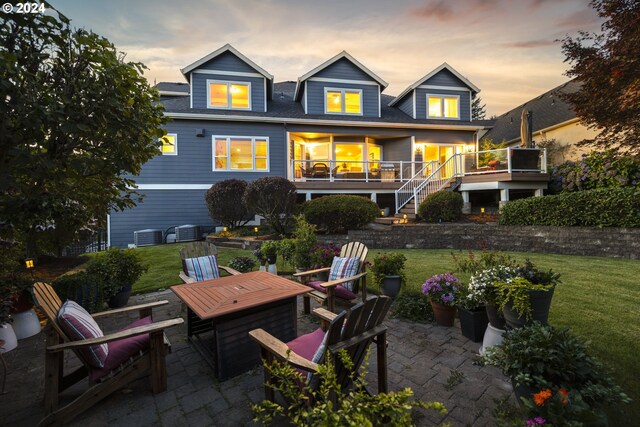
[394,161,438,213]
[411,154,463,213]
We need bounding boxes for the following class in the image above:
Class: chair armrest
[47,318,184,352]
[249,328,318,373]
[312,307,337,323]
[92,300,169,318]
[320,272,367,289]
[293,267,331,278]
[179,271,196,284]
[219,265,242,276]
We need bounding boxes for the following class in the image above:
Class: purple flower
[534,417,546,424]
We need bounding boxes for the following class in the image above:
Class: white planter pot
[12,308,41,339]
[259,265,267,272]
[479,324,505,356]
[0,323,18,353]
[267,264,277,275]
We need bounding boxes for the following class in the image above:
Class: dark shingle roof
[483,80,581,143]
[154,82,190,94]
[159,81,486,128]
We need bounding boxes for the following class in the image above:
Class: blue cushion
[184,255,220,282]
[328,257,360,292]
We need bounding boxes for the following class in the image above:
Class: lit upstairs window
[208,80,251,110]
[427,95,459,119]
[161,133,177,155]
[325,88,362,115]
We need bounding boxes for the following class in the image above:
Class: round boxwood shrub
[499,188,640,227]
[417,190,463,222]
[205,179,254,229]
[302,195,379,234]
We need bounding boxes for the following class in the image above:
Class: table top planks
[171,271,309,319]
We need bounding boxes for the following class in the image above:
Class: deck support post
[461,191,471,214]
[305,193,312,201]
[534,189,544,197]
[370,193,377,203]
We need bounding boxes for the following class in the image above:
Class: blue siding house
[109,44,548,247]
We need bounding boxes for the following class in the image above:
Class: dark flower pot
[380,275,402,298]
[503,286,555,329]
[107,285,132,309]
[430,301,456,327]
[485,303,506,329]
[459,306,489,342]
[266,254,277,264]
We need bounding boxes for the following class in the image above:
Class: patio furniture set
[31,240,382,425]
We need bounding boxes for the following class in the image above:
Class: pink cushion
[58,300,108,368]
[307,280,357,300]
[286,327,325,361]
[89,316,152,382]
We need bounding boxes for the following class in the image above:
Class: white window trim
[426,94,460,120]
[211,135,270,172]
[206,79,252,111]
[323,87,363,116]
[161,133,178,156]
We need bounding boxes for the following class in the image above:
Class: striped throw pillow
[328,257,360,292]
[184,255,220,282]
[58,300,109,368]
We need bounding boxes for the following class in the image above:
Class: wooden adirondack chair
[249,296,392,403]
[294,241,368,313]
[33,282,184,427]
[179,241,241,283]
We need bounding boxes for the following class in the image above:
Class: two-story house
[108,44,548,248]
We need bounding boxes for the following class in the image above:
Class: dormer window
[427,95,459,119]
[207,80,251,110]
[324,88,362,115]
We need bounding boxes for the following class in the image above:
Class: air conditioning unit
[175,224,201,243]
[133,229,163,247]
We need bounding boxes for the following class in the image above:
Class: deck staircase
[374,154,463,226]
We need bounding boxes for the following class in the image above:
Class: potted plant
[7,274,39,339]
[494,261,561,329]
[0,282,18,353]
[481,323,630,423]
[468,265,519,330]
[253,248,267,271]
[259,241,279,274]
[457,286,488,343]
[86,248,148,308]
[371,252,407,298]
[421,273,461,326]
[52,271,105,313]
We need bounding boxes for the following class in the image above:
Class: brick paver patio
[0,291,514,426]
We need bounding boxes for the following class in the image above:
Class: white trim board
[164,112,487,131]
[418,85,471,92]
[159,91,189,96]
[308,77,380,86]
[191,69,264,78]
[134,184,213,190]
[181,43,274,81]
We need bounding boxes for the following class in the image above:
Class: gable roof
[388,63,480,107]
[293,51,388,101]
[180,43,274,81]
[483,80,581,144]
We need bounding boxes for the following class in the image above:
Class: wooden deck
[294,181,404,191]
[461,171,549,184]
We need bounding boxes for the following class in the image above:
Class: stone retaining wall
[318,224,640,259]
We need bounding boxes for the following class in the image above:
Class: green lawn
[129,244,640,421]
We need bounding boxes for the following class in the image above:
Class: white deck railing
[290,160,424,182]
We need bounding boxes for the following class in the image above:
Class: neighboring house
[108,44,549,248]
[482,80,598,165]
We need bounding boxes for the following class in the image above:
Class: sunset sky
[49,0,602,116]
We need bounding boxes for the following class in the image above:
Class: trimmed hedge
[303,195,379,233]
[417,190,463,222]
[499,188,640,227]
